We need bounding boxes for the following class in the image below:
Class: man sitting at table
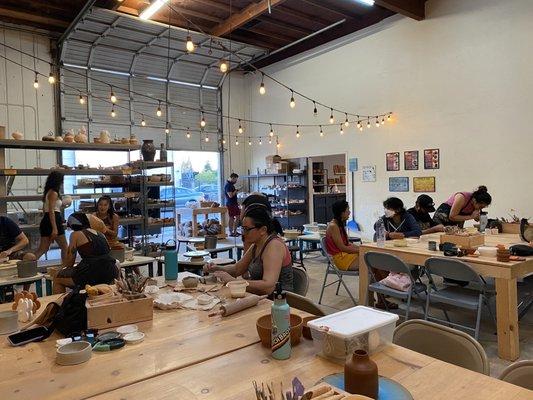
[0,215,36,261]
[407,194,444,235]
[375,197,422,240]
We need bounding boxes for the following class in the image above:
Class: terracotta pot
[344,350,378,399]
[256,313,302,348]
[141,139,156,161]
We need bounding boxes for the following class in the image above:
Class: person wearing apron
[53,213,118,294]
[204,204,293,295]
[433,186,492,227]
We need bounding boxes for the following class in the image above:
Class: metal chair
[318,237,358,306]
[393,319,489,375]
[286,292,326,316]
[291,266,309,296]
[364,251,427,319]
[423,257,496,340]
[498,360,533,390]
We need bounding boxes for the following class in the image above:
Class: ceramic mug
[428,241,437,251]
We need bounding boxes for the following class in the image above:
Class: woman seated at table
[204,204,293,295]
[53,213,118,294]
[375,197,422,240]
[324,200,359,271]
[93,195,120,246]
[433,186,492,227]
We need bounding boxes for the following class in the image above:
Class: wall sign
[424,149,440,169]
[386,152,400,171]
[414,176,436,192]
[389,177,409,192]
[349,158,358,172]
[404,150,419,170]
[362,165,376,182]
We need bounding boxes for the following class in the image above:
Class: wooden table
[88,342,531,400]
[358,233,533,361]
[0,273,44,298]
[0,291,275,400]
[119,256,156,277]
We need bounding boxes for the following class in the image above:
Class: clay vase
[141,139,156,161]
[344,349,378,399]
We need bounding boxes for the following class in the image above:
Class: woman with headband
[204,204,293,295]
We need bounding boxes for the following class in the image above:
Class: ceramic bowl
[226,280,249,298]
[182,276,199,288]
[477,246,498,258]
[302,316,319,340]
[256,313,303,348]
[123,331,145,344]
[0,311,19,335]
[116,324,138,335]
[56,341,92,365]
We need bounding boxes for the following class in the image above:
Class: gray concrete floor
[301,252,533,378]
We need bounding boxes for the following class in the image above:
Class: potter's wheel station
[182,250,210,263]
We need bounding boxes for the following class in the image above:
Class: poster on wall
[386,152,400,171]
[413,176,436,192]
[404,150,419,170]
[362,166,376,182]
[389,177,409,192]
[424,149,440,169]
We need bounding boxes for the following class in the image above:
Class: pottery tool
[208,294,267,317]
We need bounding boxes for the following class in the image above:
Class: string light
[381,117,385,125]
[156,101,162,117]
[235,138,239,146]
[48,72,56,84]
[141,115,146,126]
[340,124,344,135]
[259,74,266,95]
[238,120,243,134]
[186,36,195,52]
[289,91,295,108]
[276,140,280,149]
[268,137,272,144]
[329,109,334,124]
[259,138,262,145]
[222,138,226,145]
[110,87,117,103]
[165,122,170,134]
[319,126,324,137]
[269,124,274,137]
[110,106,116,118]
[375,116,380,128]
[200,112,206,127]
[220,59,228,73]
[359,123,363,132]
[313,102,318,117]
[33,73,39,89]
[204,134,210,143]
[248,138,252,146]
[366,119,371,129]
[357,120,361,129]
[186,128,191,139]
[387,113,392,121]
[344,113,349,127]
[79,94,85,105]
[296,125,300,138]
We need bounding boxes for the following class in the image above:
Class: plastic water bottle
[479,212,488,233]
[271,282,291,360]
[376,218,386,248]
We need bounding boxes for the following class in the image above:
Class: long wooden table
[88,342,532,400]
[358,233,533,361]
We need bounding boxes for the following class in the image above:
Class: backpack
[52,289,88,337]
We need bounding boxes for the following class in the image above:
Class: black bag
[52,289,87,337]
[509,244,533,257]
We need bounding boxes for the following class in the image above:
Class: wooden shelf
[241,172,306,178]
[0,139,140,151]
[19,217,144,232]
[0,192,139,202]
[0,168,139,176]
[146,202,175,209]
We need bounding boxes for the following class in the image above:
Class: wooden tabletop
[88,342,531,400]
[119,256,156,268]
[0,273,43,286]
[0,293,275,400]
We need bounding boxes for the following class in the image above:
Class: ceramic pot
[141,139,156,161]
[344,349,378,399]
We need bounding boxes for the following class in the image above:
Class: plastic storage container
[307,306,399,363]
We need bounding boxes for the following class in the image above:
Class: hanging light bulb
[319,126,324,137]
[289,91,295,108]
[344,113,350,127]
[165,122,170,134]
[141,115,146,126]
[110,87,117,103]
[79,94,85,105]
[357,120,361,129]
[33,73,39,89]
[248,138,252,146]
[340,124,344,135]
[313,101,318,117]
[269,124,274,137]
[329,109,334,124]
[200,112,206,127]
[186,36,195,52]
[222,138,226,145]
[110,106,116,118]
[235,138,239,146]
[48,72,56,84]
[268,137,272,144]
[186,129,191,139]
[259,74,266,95]
[259,138,262,145]
[276,140,280,149]
[296,125,300,138]
[359,124,363,132]
[238,120,243,134]
[381,116,385,125]
[205,134,210,143]
[219,59,228,73]
[156,101,162,117]
[375,116,380,128]
[367,119,371,129]
[387,113,392,121]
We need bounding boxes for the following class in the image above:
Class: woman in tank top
[433,186,492,227]
[204,204,293,294]
[93,196,119,245]
[35,171,68,262]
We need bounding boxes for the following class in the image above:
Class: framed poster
[389,177,409,192]
[386,152,400,171]
[413,176,436,192]
[404,150,419,170]
[362,165,376,182]
[424,148,440,169]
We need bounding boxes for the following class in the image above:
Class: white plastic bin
[307,306,399,363]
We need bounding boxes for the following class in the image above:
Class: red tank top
[325,224,348,255]
[445,192,474,215]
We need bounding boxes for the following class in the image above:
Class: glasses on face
[241,226,259,234]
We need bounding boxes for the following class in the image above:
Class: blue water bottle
[271,282,291,360]
[163,239,178,280]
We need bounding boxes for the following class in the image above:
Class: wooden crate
[86,294,153,330]
[501,222,520,234]
[440,233,485,248]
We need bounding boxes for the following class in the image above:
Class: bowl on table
[477,246,498,258]
[56,341,92,365]
[226,280,249,298]
[256,313,303,348]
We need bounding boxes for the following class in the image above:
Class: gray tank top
[248,234,294,293]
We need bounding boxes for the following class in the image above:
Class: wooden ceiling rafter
[0,6,70,30]
[375,0,426,20]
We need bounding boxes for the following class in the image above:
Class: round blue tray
[319,373,413,400]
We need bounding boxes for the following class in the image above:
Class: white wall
[241,0,533,238]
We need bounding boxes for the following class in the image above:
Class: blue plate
[319,373,413,400]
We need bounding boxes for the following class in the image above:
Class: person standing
[225,173,240,236]
[407,194,444,235]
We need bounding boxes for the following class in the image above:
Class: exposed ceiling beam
[247,26,296,43]
[258,16,313,36]
[0,7,69,29]
[211,0,287,37]
[192,0,232,13]
[274,5,330,28]
[298,0,362,19]
[167,5,224,24]
[375,0,426,20]
[224,33,278,51]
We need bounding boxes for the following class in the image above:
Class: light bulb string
[0,43,392,129]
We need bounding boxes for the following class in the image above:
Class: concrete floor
[301,252,533,378]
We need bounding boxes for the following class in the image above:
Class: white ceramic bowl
[116,324,138,335]
[0,311,19,335]
[56,341,92,366]
[123,331,145,344]
[226,280,249,298]
[477,246,498,257]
